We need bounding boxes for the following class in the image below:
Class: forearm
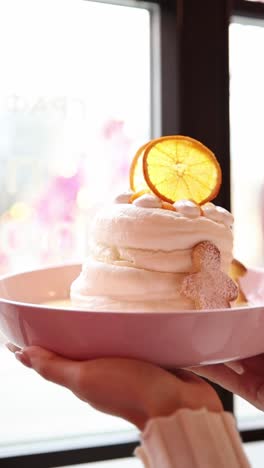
[135,408,250,468]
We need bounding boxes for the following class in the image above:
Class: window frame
[1,441,139,468]
[2,0,264,466]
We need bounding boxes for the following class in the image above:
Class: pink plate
[0,264,264,368]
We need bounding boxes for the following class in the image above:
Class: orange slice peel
[129,189,150,203]
[161,201,176,211]
[129,142,151,193]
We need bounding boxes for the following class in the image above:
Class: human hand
[6,344,222,430]
[191,354,264,411]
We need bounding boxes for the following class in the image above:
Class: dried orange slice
[129,142,151,193]
[229,259,248,305]
[142,135,222,204]
[229,258,247,279]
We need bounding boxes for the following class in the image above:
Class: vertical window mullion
[171,0,233,411]
[159,0,179,136]
[175,0,231,211]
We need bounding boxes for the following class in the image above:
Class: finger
[238,354,264,375]
[224,361,245,375]
[224,354,264,376]
[194,354,264,387]
[18,347,167,403]
[191,364,244,390]
[6,343,21,353]
[190,362,264,411]
[20,346,82,390]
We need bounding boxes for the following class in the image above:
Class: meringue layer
[91,204,233,272]
[70,200,234,312]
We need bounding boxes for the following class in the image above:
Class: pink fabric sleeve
[135,408,251,467]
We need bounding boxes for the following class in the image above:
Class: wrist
[141,372,223,429]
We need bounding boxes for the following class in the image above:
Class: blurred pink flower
[102,120,125,140]
[101,118,132,181]
[0,252,9,272]
[34,168,83,224]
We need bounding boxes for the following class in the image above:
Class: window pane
[0,0,154,454]
[229,17,264,428]
[0,0,153,274]
[229,17,264,269]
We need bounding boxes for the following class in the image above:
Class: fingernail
[15,351,32,369]
[225,361,244,375]
[6,343,21,353]
[257,385,264,405]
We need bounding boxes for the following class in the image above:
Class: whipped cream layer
[71,196,234,312]
[71,258,194,311]
[90,203,233,273]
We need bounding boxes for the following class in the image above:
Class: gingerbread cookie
[181,241,238,310]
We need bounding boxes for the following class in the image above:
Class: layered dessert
[71,135,239,311]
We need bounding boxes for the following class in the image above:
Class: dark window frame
[2,0,264,466]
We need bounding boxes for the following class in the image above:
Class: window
[229,17,264,269]
[230,12,264,431]
[0,0,159,463]
[0,0,154,274]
